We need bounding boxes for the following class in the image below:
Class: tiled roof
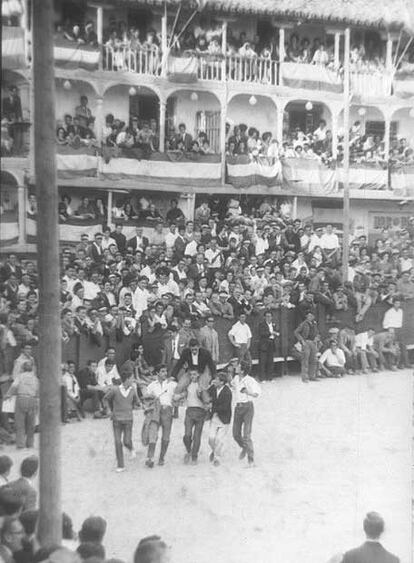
[130,0,414,31]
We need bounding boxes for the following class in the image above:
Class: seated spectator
[76,197,96,220]
[319,339,346,377]
[75,95,93,122]
[170,123,193,151]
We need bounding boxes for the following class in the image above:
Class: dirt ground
[3,370,412,563]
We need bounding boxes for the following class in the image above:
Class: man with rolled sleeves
[294,311,319,382]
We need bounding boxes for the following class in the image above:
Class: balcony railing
[103,44,161,75]
[225,54,278,85]
[350,70,392,97]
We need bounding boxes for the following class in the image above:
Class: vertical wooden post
[221,20,228,81]
[17,184,26,245]
[97,5,103,70]
[384,114,391,164]
[386,34,393,72]
[32,0,62,546]
[107,190,113,228]
[279,27,285,62]
[342,27,351,283]
[159,99,166,153]
[334,32,340,68]
[276,101,285,144]
[95,97,103,145]
[220,95,227,185]
[331,109,339,160]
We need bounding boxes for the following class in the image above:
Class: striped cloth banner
[2,26,25,69]
[226,155,282,188]
[337,163,388,190]
[167,55,198,83]
[391,163,414,198]
[282,158,337,194]
[0,211,19,247]
[393,70,414,98]
[54,36,100,70]
[56,153,99,179]
[26,215,104,243]
[280,62,342,93]
[99,155,221,186]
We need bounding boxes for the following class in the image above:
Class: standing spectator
[257,311,279,380]
[228,313,252,367]
[294,311,319,382]
[199,316,219,363]
[5,362,38,449]
[208,371,232,466]
[171,123,193,151]
[383,298,410,368]
[355,328,379,373]
[340,511,399,563]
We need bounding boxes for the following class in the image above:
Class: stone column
[159,99,167,152]
[95,96,103,144]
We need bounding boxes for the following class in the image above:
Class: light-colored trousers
[208,413,229,461]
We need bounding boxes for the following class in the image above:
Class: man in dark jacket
[171,339,216,395]
[341,512,399,563]
[207,372,232,466]
[258,311,279,380]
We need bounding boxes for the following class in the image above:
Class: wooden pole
[342,27,351,283]
[32,0,62,546]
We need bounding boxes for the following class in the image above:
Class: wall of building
[227,96,278,136]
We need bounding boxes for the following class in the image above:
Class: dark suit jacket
[209,384,232,424]
[342,541,399,563]
[171,347,216,380]
[7,477,37,511]
[89,242,103,263]
[258,319,278,351]
[111,231,127,253]
[127,235,149,252]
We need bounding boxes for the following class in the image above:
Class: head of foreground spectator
[20,455,39,479]
[79,515,107,543]
[0,455,13,481]
[363,511,385,540]
[134,535,170,563]
[77,541,106,560]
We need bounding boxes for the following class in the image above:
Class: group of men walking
[104,339,261,472]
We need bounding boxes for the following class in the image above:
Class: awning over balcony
[2,26,25,69]
[393,70,414,98]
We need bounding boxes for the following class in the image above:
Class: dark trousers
[395,328,409,367]
[232,401,254,462]
[183,407,206,460]
[113,419,133,468]
[301,340,317,381]
[80,388,104,412]
[258,344,274,380]
[15,396,37,448]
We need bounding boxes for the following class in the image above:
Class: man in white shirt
[174,369,207,465]
[157,271,179,298]
[320,224,340,265]
[319,340,346,377]
[83,271,101,301]
[228,313,252,367]
[231,361,261,466]
[144,365,177,468]
[133,276,150,319]
[382,298,409,368]
[164,223,178,251]
[96,347,120,389]
[355,328,379,373]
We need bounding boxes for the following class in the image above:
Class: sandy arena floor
[3,370,412,563]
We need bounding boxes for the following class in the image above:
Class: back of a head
[0,485,23,516]
[134,536,168,563]
[0,455,13,476]
[77,542,106,561]
[79,516,107,543]
[19,509,39,535]
[363,511,385,539]
[20,455,39,478]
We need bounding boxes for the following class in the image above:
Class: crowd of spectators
[225,118,414,166]
[55,96,98,150]
[1,197,414,415]
[0,469,170,562]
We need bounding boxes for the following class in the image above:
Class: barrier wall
[62,299,414,369]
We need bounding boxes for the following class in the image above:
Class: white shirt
[83,280,101,301]
[319,348,346,367]
[96,359,120,387]
[146,379,177,406]
[133,286,149,319]
[62,372,80,398]
[184,240,198,257]
[383,307,403,329]
[320,232,339,250]
[228,321,252,344]
[232,374,261,404]
[157,279,179,298]
[101,236,117,251]
[355,332,374,350]
[165,231,178,250]
[205,247,222,268]
[186,381,204,408]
